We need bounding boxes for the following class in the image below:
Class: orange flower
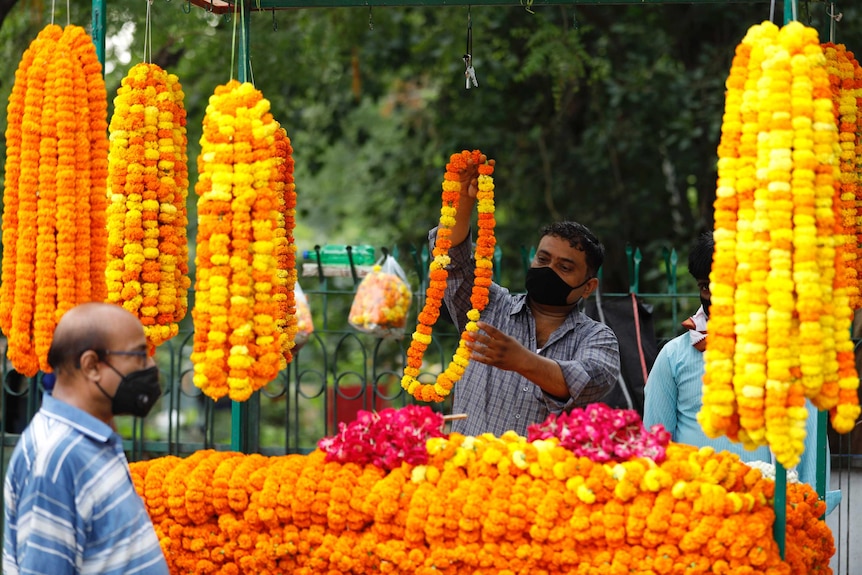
[401,150,495,401]
[1,24,108,376]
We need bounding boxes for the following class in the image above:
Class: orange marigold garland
[401,150,495,402]
[106,62,190,352]
[0,24,108,376]
[191,80,294,402]
[272,125,299,363]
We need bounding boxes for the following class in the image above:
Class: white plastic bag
[348,254,412,338]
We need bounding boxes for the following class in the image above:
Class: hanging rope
[143,0,153,63]
[463,6,477,89]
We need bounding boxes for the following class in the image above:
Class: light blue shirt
[3,395,169,575]
[644,330,839,513]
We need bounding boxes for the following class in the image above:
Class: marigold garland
[701,21,861,467]
[191,80,296,402]
[130,435,832,574]
[401,150,495,402]
[106,62,191,352]
[0,24,108,376]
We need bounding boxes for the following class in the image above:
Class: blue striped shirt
[431,227,621,437]
[643,330,840,512]
[3,395,169,575]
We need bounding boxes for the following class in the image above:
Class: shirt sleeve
[551,322,621,408]
[643,343,679,436]
[12,468,83,575]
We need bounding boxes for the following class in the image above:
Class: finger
[477,321,502,338]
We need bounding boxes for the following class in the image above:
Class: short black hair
[688,231,715,281]
[540,221,605,277]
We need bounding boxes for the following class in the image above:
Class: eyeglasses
[98,349,149,359]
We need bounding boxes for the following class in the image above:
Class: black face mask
[96,363,162,418]
[525,266,591,306]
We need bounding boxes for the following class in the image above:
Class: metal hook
[183,0,190,13]
[368,5,374,30]
[224,10,231,22]
[272,8,278,31]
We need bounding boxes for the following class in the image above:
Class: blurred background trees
[0,0,859,293]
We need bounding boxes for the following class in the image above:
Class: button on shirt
[430,227,621,437]
[3,395,169,575]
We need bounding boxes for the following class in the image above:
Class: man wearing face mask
[643,232,839,513]
[429,158,621,437]
[3,302,169,575]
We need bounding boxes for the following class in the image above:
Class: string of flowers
[130,411,832,574]
[700,21,774,443]
[401,150,495,402]
[106,62,190,353]
[817,44,862,433]
[0,24,108,376]
[702,20,861,467]
[822,44,861,310]
[191,80,292,402]
[272,126,299,363]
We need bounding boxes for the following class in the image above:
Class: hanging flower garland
[401,150,495,402]
[0,24,108,376]
[702,21,861,467]
[822,44,861,309]
[106,62,190,353]
[191,80,293,402]
[700,21,775,443]
[272,125,299,363]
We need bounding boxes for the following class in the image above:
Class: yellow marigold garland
[401,150,495,402]
[701,22,775,442]
[702,21,861,467]
[0,24,108,376]
[130,441,832,574]
[191,80,293,402]
[106,62,190,352]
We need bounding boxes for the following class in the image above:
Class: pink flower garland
[318,405,446,470]
[527,403,672,463]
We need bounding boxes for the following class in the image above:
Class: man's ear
[78,349,101,380]
[582,277,599,299]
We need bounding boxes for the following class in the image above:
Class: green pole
[230,2,259,454]
[92,0,106,65]
[774,462,787,559]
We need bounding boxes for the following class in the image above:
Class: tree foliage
[0,0,860,294]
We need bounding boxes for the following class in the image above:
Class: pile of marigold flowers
[703,19,861,469]
[130,406,833,574]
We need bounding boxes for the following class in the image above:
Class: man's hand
[466,320,571,400]
[466,321,527,371]
[458,157,480,201]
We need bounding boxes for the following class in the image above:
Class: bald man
[3,303,169,575]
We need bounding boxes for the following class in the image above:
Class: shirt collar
[40,394,116,444]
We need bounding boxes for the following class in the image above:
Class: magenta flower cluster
[318,405,446,470]
[526,403,672,463]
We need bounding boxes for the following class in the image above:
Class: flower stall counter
[129,405,833,574]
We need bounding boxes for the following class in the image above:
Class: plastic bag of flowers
[348,252,412,338]
[293,281,314,351]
